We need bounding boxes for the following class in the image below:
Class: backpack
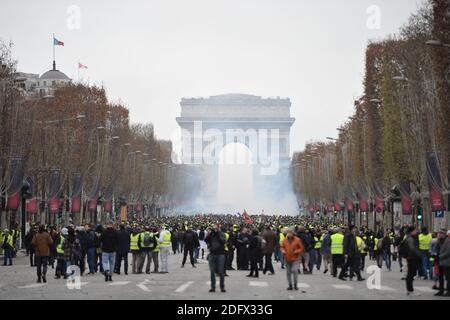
[142,232,155,248]
[198,230,205,241]
[398,238,409,258]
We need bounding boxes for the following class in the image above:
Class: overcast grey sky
[0,0,426,154]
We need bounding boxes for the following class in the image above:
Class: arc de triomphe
[176,93,295,201]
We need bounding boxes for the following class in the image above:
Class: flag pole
[52,33,56,70]
[77,62,79,82]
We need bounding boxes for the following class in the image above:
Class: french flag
[53,37,64,46]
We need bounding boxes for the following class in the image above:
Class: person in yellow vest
[313,230,322,271]
[223,230,230,277]
[11,224,21,257]
[360,232,369,271]
[137,226,157,274]
[278,227,288,269]
[1,229,14,266]
[151,227,160,273]
[129,227,141,274]
[418,226,433,280]
[54,227,68,279]
[159,225,171,273]
[330,227,344,277]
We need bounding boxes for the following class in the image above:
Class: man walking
[31,224,53,283]
[262,225,276,275]
[115,224,130,275]
[404,226,422,296]
[280,230,304,290]
[330,228,345,278]
[338,225,364,281]
[181,225,199,268]
[205,224,227,293]
[100,222,118,282]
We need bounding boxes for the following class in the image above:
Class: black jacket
[343,233,359,257]
[205,230,226,255]
[117,229,130,254]
[100,228,119,253]
[183,230,200,249]
[248,235,262,259]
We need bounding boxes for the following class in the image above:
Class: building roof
[180,93,291,107]
[40,69,70,80]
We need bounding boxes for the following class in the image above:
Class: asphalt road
[0,251,448,300]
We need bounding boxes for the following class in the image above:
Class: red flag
[243,209,253,225]
[78,62,88,69]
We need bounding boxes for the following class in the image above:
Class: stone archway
[176,93,295,205]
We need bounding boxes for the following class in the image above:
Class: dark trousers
[115,252,129,274]
[332,254,343,277]
[3,249,13,265]
[339,255,362,279]
[208,254,225,290]
[172,242,177,254]
[263,253,274,274]
[55,257,66,277]
[182,247,195,266]
[36,256,48,279]
[438,266,450,293]
[226,249,234,269]
[406,258,419,292]
[79,252,86,275]
[360,253,367,270]
[238,248,249,270]
[249,256,259,277]
[29,251,35,266]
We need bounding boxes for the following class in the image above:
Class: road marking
[249,281,268,287]
[297,283,310,288]
[17,283,47,289]
[415,286,434,293]
[175,281,194,293]
[378,286,396,291]
[137,279,151,292]
[332,284,353,290]
[109,281,130,286]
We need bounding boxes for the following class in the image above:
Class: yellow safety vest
[418,233,432,251]
[330,233,344,255]
[279,233,285,246]
[224,232,229,252]
[356,236,364,253]
[161,230,171,247]
[314,236,321,249]
[3,234,13,248]
[130,234,140,251]
[56,235,65,254]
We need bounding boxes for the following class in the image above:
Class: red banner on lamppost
[375,196,385,213]
[103,200,112,213]
[26,198,38,214]
[88,199,97,212]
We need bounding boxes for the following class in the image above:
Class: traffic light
[417,206,423,221]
